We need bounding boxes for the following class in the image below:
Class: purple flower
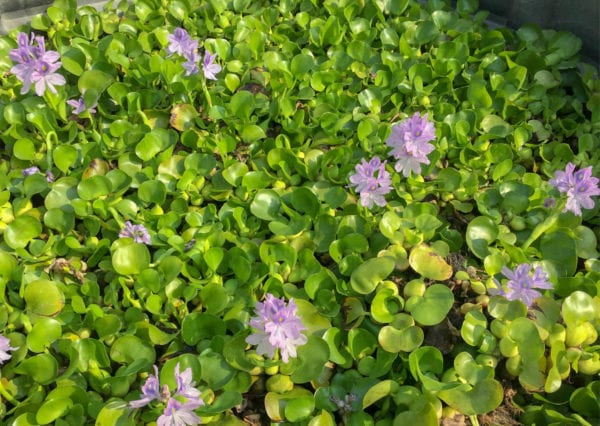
[157,399,201,426]
[201,51,221,80]
[549,163,600,216]
[491,264,553,307]
[129,365,162,408]
[130,363,204,421]
[543,197,556,209]
[166,28,195,58]
[67,96,97,115]
[174,363,204,407]
[22,166,40,176]
[348,156,392,208]
[386,112,436,177]
[10,32,65,96]
[119,221,151,244]
[182,49,201,76]
[31,58,66,96]
[245,294,307,363]
[0,335,17,364]
[46,171,55,182]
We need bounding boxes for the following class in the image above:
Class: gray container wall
[478,0,599,66]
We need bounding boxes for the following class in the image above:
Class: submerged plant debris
[0,0,599,424]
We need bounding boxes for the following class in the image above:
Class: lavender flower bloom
[166,28,195,58]
[245,294,307,363]
[130,363,204,420]
[67,96,97,115]
[129,365,162,408]
[348,156,392,208]
[543,197,556,209]
[549,162,600,216]
[157,399,201,426]
[10,32,65,96]
[0,335,17,364]
[22,166,40,176]
[386,112,436,177]
[182,49,201,76]
[491,264,553,308]
[174,363,204,406]
[201,51,221,80]
[119,221,151,244]
[46,171,55,183]
[31,57,66,96]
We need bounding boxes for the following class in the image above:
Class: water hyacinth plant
[245,294,307,363]
[348,156,392,208]
[0,0,599,424]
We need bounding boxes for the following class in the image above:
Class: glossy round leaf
[5,216,42,249]
[78,175,112,200]
[78,69,114,94]
[182,313,227,345]
[109,335,155,367]
[378,324,424,353]
[138,180,167,204]
[290,335,330,383]
[36,398,73,425]
[438,378,503,415]
[540,231,577,276]
[15,353,58,384]
[350,256,395,294]
[112,243,150,275]
[405,284,454,326]
[27,318,62,352]
[250,189,282,221]
[44,207,75,233]
[285,396,315,422]
[24,279,65,316]
[408,245,453,281]
[466,216,499,259]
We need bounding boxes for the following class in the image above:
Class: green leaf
[24,279,65,316]
[350,257,395,294]
[250,189,283,221]
[285,395,315,422]
[540,231,577,276]
[61,47,86,76]
[15,353,58,384]
[405,284,454,326]
[110,335,155,367]
[36,398,73,425]
[182,313,227,345]
[438,378,503,415]
[13,138,36,160]
[135,129,177,162]
[5,216,42,249]
[53,145,78,173]
[44,207,75,233]
[78,175,112,200]
[290,335,330,383]
[562,291,597,328]
[112,243,150,275]
[78,69,114,94]
[27,318,62,353]
[138,180,167,204]
[378,319,424,353]
[95,401,135,426]
[408,244,453,281]
[363,380,400,409]
[466,216,498,259]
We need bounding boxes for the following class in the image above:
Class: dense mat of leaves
[0,0,599,424]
